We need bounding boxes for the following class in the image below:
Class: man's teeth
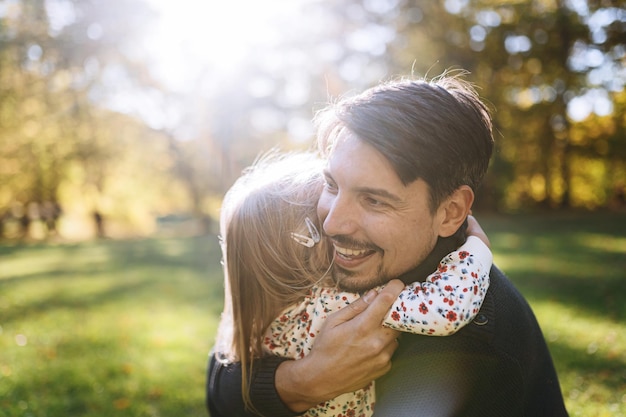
[334,245,369,257]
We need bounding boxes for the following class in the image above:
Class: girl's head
[216,151,332,376]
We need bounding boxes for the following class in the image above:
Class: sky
[142,0,305,92]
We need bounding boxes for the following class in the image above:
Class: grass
[0,212,625,416]
[0,237,224,417]
[483,212,626,417]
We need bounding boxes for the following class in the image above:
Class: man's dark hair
[315,73,494,212]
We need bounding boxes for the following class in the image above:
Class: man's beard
[332,262,394,293]
[330,222,470,293]
[326,235,389,293]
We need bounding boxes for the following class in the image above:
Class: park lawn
[484,212,626,417]
[0,236,224,417]
[0,212,625,417]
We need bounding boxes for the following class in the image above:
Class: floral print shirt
[263,236,492,417]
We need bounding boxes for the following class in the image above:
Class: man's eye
[323,180,338,192]
[365,197,385,207]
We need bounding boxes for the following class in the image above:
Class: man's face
[317,132,444,292]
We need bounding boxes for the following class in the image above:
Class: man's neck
[396,219,468,285]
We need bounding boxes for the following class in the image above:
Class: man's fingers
[324,288,378,326]
[351,288,378,310]
[356,279,404,324]
[333,280,404,328]
[326,279,405,329]
[379,279,405,298]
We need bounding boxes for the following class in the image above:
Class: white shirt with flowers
[263,236,492,417]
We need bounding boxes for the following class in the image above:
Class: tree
[387,0,625,210]
[0,0,188,239]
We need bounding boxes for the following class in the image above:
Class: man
[207,74,568,416]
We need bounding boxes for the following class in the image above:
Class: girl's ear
[437,185,474,238]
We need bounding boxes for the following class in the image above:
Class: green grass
[0,237,224,417]
[483,212,626,417]
[0,212,625,416]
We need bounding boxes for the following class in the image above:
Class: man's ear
[437,185,474,238]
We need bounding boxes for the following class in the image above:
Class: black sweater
[207,241,569,417]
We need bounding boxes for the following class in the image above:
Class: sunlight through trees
[0,0,624,240]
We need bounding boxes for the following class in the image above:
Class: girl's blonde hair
[215,151,332,410]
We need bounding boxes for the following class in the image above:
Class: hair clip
[290,217,321,248]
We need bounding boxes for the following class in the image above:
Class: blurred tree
[199,0,625,211]
[386,0,625,210]
[1,0,624,242]
[0,0,188,239]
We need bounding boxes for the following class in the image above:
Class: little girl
[215,151,492,416]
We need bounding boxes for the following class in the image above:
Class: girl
[214,151,491,416]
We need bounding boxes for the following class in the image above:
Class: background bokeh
[1,1,625,416]
[0,0,624,240]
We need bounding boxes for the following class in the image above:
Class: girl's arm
[382,217,492,335]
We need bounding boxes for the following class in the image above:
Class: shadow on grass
[482,212,626,322]
[1,235,220,275]
[502,266,625,322]
[102,235,220,270]
[549,337,626,402]
[0,235,225,325]
[0,276,157,323]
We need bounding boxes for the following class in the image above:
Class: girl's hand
[467,215,490,248]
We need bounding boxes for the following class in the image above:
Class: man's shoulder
[377,267,568,417]
[398,265,541,350]
[486,265,538,322]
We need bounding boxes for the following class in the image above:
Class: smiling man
[318,132,457,293]
[207,74,568,416]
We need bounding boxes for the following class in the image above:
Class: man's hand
[275,280,404,412]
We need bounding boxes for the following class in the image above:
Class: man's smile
[333,244,374,259]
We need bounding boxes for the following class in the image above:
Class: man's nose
[321,194,357,237]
